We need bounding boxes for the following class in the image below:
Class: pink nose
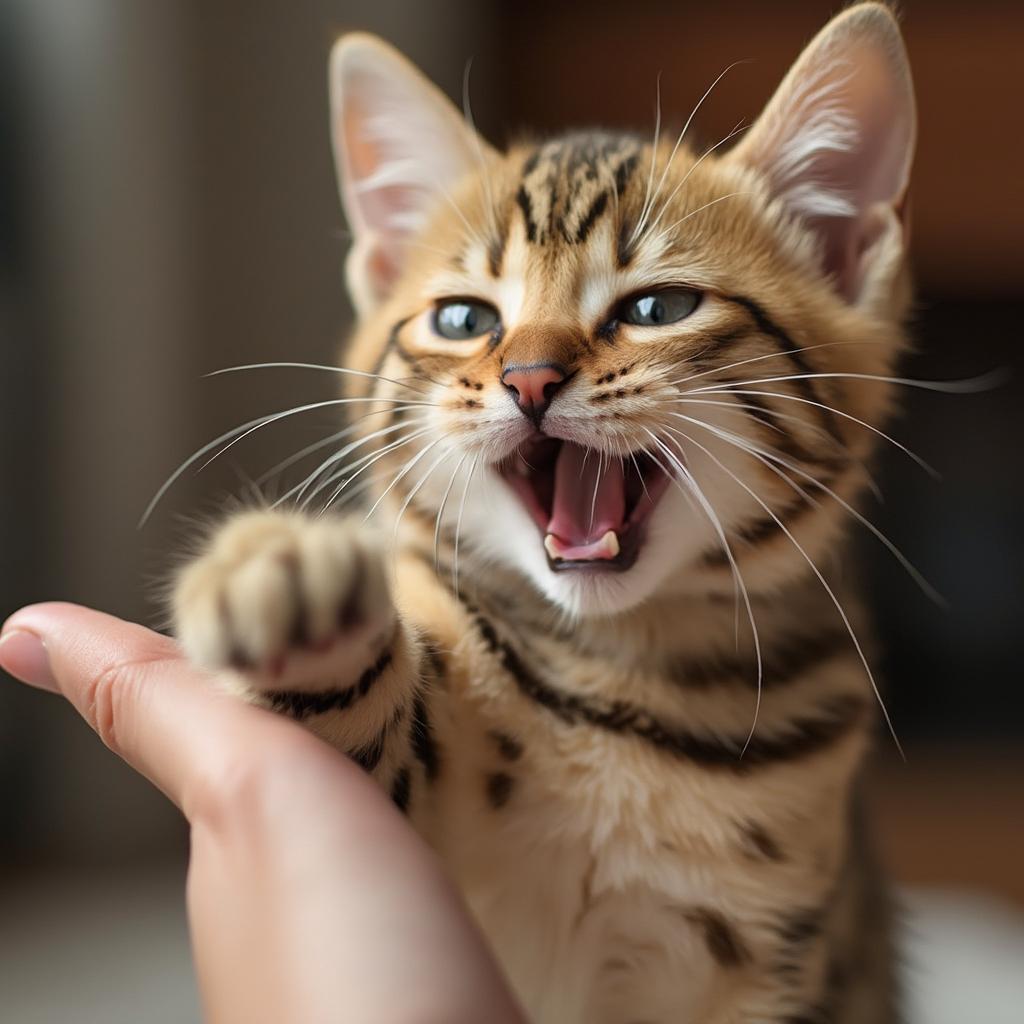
[501,364,568,426]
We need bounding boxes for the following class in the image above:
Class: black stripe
[701,495,818,567]
[390,764,411,813]
[368,316,410,382]
[684,908,751,968]
[350,731,386,773]
[409,692,441,781]
[770,903,830,983]
[573,189,609,244]
[421,638,448,683]
[487,230,506,278]
[722,294,842,442]
[671,627,851,690]
[616,218,635,268]
[515,185,538,243]
[734,389,832,468]
[740,820,785,862]
[265,643,393,720]
[464,605,866,771]
[485,771,515,809]
[489,730,524,762]
[776,906,827,947]
[613,151,639,197]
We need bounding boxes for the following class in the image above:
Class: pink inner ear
[344,100,376,182]
[807,56,914,299]
[728,10,915,302]
[367,245,401,300]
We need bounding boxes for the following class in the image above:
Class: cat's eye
[619,288,701,327]
[432,300,501,340]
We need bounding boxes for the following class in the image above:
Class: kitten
[174,4,915,1021]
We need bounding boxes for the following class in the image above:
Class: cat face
[330,4,916,617]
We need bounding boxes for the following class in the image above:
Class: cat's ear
[330,34,493,316]
[727,3,916,306]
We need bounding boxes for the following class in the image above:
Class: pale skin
[0,603,525,1024]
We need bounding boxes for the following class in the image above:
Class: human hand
[0,603,525,1024]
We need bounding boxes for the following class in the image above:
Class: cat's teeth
[602,530,620,558]
[543,530,621,562]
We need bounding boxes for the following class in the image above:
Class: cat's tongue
[544,442,625,562]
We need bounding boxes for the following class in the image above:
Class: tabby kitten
[174,5,917,1021]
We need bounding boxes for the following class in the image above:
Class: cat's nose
[501,363,568,427]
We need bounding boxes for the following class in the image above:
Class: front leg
[173,510,428,808]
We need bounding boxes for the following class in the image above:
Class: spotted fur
[174,6,915,1022]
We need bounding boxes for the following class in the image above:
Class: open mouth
[498,437,671,573]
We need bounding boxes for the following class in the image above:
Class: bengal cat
[173,5,917,1021]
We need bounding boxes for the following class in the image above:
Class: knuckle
[83,658,154,755]
[186,733,327,836]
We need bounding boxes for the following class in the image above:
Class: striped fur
[174,7,915,1022]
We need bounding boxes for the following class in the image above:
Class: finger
[0,602,325,814]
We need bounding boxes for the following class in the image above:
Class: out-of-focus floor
[0,867,199,1024]
[1,869,1023,1023]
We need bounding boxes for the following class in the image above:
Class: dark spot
[684,908,751,968]
[516,185,538,243]
[390,764,411,813]
[741,821,784,862]
[486,771,515,809]
[574,189,610,244]
[776,906,826,947]
[488,730,523,762]
[409,692,441,781]
[338,550,365,629]
[351,731,386,772]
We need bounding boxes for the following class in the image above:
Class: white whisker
[666,423,905,760]
[434,451,470,572]
[631,60,747,247]
[637,120,748,245]
[392,445,453,545]
[453,453,480,597]
[313,427,434,515]
[364,437,444,524]
[643,427,763,751]
[690,387,938,477]
[278,418,430,508]
[666,411,944,605]
[204,361,433,396]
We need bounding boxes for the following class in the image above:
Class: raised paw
[173,511,394,691]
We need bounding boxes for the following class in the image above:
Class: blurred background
[1,1,1021,1021]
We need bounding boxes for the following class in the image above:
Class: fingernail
[0,629,59,693]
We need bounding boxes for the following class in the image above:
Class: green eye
[432,300,500,340]
[620,288,700,327]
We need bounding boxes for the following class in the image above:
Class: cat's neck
[457,552,851,674]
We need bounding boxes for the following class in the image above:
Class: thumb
[0,602,318,815]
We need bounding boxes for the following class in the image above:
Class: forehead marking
[514,134,641,249]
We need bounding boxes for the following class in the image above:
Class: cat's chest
[422,678,752,1023]
[430,749,729,1024]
